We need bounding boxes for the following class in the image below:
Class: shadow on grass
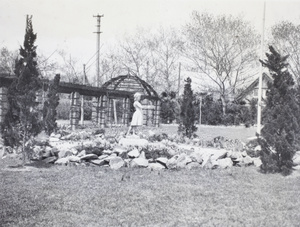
[24,160,53,169]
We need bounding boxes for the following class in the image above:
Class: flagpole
[257,1,266,136]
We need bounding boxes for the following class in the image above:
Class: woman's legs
[126,125,137,136]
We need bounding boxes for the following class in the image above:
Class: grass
[58,120,257,143]
[1,124,297,226]
[1,159,300,227]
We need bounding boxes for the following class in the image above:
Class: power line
[40,49,57,64]
[85,51,98,66]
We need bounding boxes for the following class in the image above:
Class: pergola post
[0,87,8,125]
[142,99,148,126]
[70,92,80,130]
[154,100,161,127]
[125,98,130,125]
[100,95,107,128]
[91,97,99,124]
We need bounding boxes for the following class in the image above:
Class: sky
[1,0,300,78]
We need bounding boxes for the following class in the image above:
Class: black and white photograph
[1,0,300,226]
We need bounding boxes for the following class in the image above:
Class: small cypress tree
[178,77,197,138]
[43,74,60,135]
[259,46,300,175]
[1,15,42,164]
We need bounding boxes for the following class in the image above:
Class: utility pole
[80,64,86,125]
[257,2,266,136]
[178,62,181,96]
[93,14,104,87]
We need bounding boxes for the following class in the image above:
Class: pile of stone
[31,131,263,170]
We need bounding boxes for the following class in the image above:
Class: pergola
[0,73,161,129]
[96,74,161,128]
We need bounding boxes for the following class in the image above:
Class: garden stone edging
[18,131,274,170]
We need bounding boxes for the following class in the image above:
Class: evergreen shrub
[178,77,197,138]
[259,46,300,175]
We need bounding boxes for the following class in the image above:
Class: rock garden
[3,125,269,171]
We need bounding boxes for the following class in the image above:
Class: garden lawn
[1,159,300,227]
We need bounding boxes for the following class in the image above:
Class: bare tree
[57,50,82,83]
[183,12,260,114]
[149,27,184,92]
[100,48,124,82]
[37,52,59,79]
[0,47,18,74]
[118,27,163,89]
[271,21,300,84]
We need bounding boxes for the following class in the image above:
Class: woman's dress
[131,101,143,126]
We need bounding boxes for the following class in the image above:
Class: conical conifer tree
[259,46,300,175]
[178,77,197,138]
[43,74,60,135]
[1,15,42,163]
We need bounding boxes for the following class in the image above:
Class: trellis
[0,73,161,130]
[92,74,161,128]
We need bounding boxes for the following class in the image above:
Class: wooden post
[107,98,111,127]
[155,100,161,127]
[113,99,118,125]
[125,98,130,125]
[100,95,107,128]
[91,97,99,124]
[122,98,126,125]
[142,99,148,126]
[70,92,80,130]
[148,100,154,126]
[80,95,84,125]
[0,87,8,125]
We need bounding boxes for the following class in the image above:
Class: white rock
[50,133,61,138]
[43,156,57,163]
[113,145,127,155]
[211,149,228,162]
[241,150,248,157]
[90,159,107,166]
[186,162,201,170]
[166,155,178,169]
[230,151,243,160]
[293,151,300,165]
[177,153,192,168]
[49,137,60,142]
[55,157,69,165]
[131,158,149,168]
[201,152,213,167]
[156,157,168,165]
[103,149,113,155]
[237,156,254,166]
[217,158,233,169]
[109,157,125,170]
[69,156,81,162]
[77,150,86,157]
[254,145,262,151]
[128,148,140,158]
[190,151,203,164]
[148,130,156,137]
[98,154,109,160]
[253,157,262,167]
[70,148,78,155]
[104,153,117,162]
[148,163,165,170]
[80,154,98,160]
[139,151,146,159]
[119,137,149,147]
[202,157,218,169]
[58,150,72,159]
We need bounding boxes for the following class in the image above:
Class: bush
[259,46,300,175]
[178,78,197,138]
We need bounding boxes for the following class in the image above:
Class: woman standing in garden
[126,92,143,136]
